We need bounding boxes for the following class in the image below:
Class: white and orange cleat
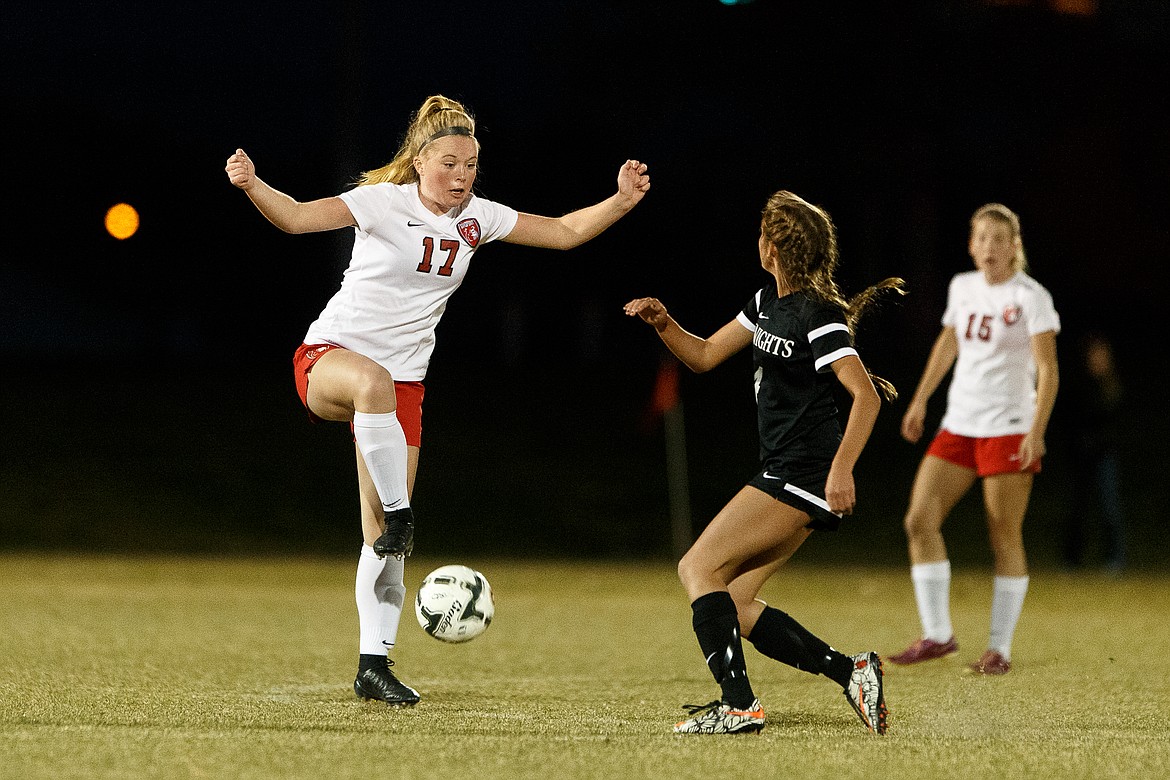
[844,652,888,734]
[673,699,766,735]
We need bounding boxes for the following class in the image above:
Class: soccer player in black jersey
[625,190,903,735]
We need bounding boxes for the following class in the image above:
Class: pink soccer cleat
[966,650,1012,675]
[888,636,958,665]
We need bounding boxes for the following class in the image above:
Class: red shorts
[926,429,1041,476]
[292,343,425,447]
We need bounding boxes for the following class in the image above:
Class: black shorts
[747,461,842,532]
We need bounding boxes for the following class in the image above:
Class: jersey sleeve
[736,289,764,332]
[940,274,962,328]
[1025,282,1061,335]
[337,184,394,234]
[807,304,856,373]
[473,197,520,244]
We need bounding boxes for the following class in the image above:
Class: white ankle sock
[988,575,1029,659]
[353,411,410,512]
[911,560,954,642]
[356,544,407,655]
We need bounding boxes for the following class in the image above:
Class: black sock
[358,653,388,674]
[690,591,755,709]
[747,606,854,688]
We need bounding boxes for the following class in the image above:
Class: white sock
[988,575,1029,660]
[353,411,410,512]
[911,560,954,642]
[355,544,407,654]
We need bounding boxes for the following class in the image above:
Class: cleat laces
[680,700,724,717]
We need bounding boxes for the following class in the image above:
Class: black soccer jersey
[736,286,858,467]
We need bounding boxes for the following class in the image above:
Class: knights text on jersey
[303,182,519,381]
[735,287,858,464]
[940,270,1061,437]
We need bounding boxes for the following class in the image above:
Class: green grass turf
[2,554,1168,779]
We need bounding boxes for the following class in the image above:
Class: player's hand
[900,401,927,444]
[1017,432,1045,470]
[616,159,650,207]
[623,297,669,332]
[825,466,856,516]
[225,148,256,191]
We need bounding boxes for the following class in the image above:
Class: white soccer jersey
[303,182,519,381]
[940,270,1060,437]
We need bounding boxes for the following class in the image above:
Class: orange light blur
[105,203,140,240]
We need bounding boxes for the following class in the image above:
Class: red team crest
[1002,305,1021,325]
[456,218,481,247]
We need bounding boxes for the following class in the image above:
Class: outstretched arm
[901,326,958,443]
[623,297,750,373]
[503,160,650,249]
[225,148,355,234]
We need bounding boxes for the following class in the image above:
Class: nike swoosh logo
[383,499,404,509]
[763,472,782,480]
[407,220,425,227]
[758,314,769,319]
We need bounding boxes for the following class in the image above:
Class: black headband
[421,125,474,148]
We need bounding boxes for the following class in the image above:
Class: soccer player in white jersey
[625,191,903,736]
[889,203,1060,675]
[226,94,650,705]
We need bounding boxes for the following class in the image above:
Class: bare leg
[979,472,1033,664]
[893,455,976,656]
[903,455,977,565]
[727,529,810,637]
[982,472,1033,577]
[678,486,810,602]
[306,349,397,420]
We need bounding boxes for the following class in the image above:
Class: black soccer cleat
[354,663,420,705]
[373,507,414,559]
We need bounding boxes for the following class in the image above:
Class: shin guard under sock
[748,605,854,688]
[690,591,755,708]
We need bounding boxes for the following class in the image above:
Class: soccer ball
[414,565,494,643]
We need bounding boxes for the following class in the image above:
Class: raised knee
[352,364,396,410]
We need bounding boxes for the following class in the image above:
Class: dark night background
[3,1,1167,570]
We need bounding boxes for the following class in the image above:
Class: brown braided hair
[760,190,906,401]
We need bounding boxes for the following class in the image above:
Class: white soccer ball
[414,565,494,643]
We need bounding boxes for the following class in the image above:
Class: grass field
[2,554,1168,780]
